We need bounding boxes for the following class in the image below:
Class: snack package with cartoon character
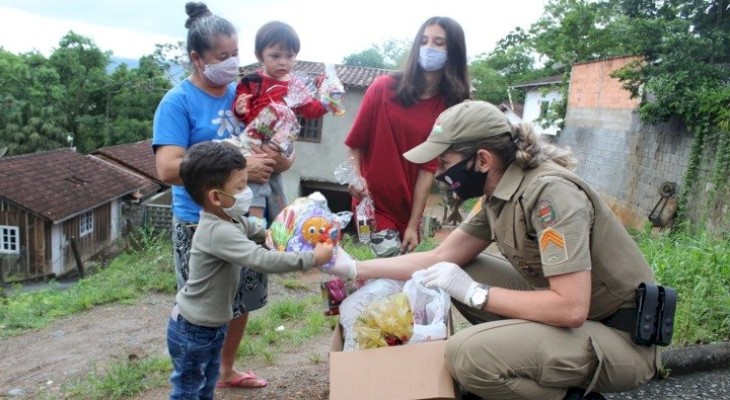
[268,191,350,252]
[319,64,346,116]
[266,192,355,315]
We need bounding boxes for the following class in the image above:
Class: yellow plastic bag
[353,293,413,349]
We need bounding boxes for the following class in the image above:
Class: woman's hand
[250,143,294,173]
[401,226,420,254]
[347,176,369,200]
[245,154,276,184]
[422,262,478,304]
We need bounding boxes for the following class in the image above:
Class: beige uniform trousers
[446,254,660,400]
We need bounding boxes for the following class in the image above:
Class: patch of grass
[281,277,308,290]
[59,356,171,400]
[635,229,730,346]
[0,233,176,337]
[237,294,330,362]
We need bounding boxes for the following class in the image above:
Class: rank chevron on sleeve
[539,227,565,251]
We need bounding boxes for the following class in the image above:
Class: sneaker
[369,229,401,258]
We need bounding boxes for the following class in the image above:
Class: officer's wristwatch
[469,284,490,310]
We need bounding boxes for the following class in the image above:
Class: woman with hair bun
[153,2,272,395]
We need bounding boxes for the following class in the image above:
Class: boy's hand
[234,94,252,116]
[312,242,335,267]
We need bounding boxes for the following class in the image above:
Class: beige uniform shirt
[461,161,655,320]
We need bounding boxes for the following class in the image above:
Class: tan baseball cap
[403,100,512,164]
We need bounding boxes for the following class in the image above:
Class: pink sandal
[216,371,268,389]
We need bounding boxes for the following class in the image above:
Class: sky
[0,0,547,66]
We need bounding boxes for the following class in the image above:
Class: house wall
[0,199,48,280]
[281,88,363,202]
[523,89,561,136]
[53,203,113,276]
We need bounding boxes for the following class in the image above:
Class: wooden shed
[0,148,150,281]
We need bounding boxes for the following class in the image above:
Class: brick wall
[569,56,642,110]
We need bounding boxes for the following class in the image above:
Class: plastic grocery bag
[403,270,449,344]
[334,158,376,244]
[319,64,346,116]
[338,278,404,351]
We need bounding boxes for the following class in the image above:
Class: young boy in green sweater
[166,141,333,399]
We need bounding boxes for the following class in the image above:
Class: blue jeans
[167,309,227,400]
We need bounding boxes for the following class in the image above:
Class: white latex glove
[320,246,357,280]
[422,262,479,305]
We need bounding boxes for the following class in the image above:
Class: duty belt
[600,283,677,346]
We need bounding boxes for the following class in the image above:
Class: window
[0,225,19,254]
[539,100,550,119]
[80,211,94,237]
[297,115,322,143]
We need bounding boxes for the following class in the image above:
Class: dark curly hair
[180,141,247,206]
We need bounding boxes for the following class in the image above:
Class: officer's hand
[319,247,357,280]
[422,262,479,304]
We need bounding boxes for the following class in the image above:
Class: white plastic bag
[338,278,404,351]
[403,270,450,344]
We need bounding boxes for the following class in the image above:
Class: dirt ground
[0,270,335,400]
[0,195,461,399]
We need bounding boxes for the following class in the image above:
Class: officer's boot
[564,387,606,399]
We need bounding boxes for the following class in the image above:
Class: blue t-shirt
[152,79,244,222]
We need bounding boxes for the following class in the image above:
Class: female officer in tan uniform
[329,101,661,399]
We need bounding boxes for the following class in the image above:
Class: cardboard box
[329,315,456,400]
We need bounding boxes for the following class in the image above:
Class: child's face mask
[219,187,253,218]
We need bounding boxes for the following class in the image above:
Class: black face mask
[435,156,487,200]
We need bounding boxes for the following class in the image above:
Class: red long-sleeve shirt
[233,71,328,125]
[344,75,443,235]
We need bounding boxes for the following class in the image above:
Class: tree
[342,39,409,69]
[342,48,387,68]
[0,32,174,156]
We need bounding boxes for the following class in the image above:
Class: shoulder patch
[537,199,559,227]
[539,227,568,266]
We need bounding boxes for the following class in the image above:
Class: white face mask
[202,56,239,86]
[220,187,253,218]
[418,47,447,72]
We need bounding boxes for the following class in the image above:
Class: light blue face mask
[418,47,448,72]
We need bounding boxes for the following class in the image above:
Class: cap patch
[539,227,568,265]
[537,200,559,227]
